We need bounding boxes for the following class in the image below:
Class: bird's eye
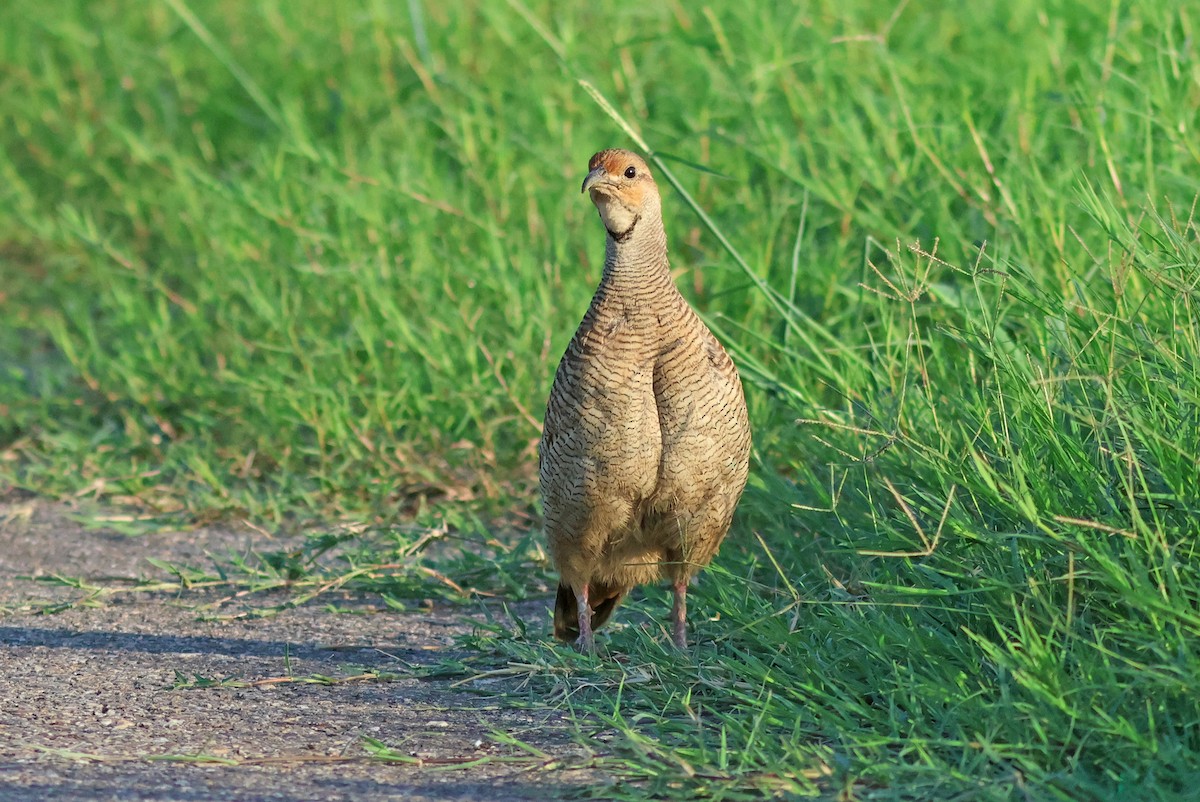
[624,165,637,179]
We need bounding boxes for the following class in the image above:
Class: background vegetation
[3,0,1199,798]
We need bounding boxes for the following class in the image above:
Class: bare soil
[0,496,609,801]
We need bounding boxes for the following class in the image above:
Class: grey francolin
[539,148,751,652]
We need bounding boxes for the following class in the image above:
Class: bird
[538,148,751,652]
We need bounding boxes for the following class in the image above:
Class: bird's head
[580,148,659,241]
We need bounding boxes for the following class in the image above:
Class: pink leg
[671,578,688,648]
[576,583,595,654]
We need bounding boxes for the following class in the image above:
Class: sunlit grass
[2,0,1199,798]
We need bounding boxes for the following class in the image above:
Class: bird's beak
[580,166,608,194]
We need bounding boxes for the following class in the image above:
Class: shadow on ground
[0,497,605,802]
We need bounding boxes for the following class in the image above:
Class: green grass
[3,0,1200,798]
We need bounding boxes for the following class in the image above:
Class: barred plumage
[539,149,751,652]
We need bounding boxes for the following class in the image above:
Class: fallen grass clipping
[2,0,1199,799]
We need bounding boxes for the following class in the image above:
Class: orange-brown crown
[587,148,651,179]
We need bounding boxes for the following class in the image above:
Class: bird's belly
[594,533,671,586]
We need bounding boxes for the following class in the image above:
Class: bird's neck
[600,216,672,292]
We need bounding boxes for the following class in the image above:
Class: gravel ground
[0,496,609,801]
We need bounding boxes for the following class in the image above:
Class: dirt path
[0,497,607,801]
